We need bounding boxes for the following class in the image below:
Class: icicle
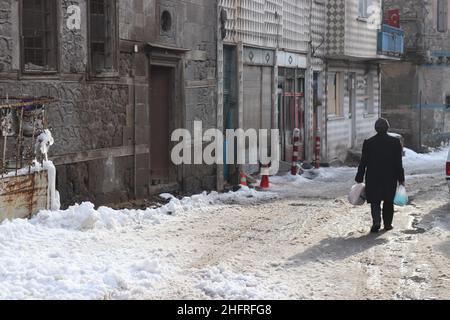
[35,129,60,211]
[43,160,61,211]
[35,129,54,162]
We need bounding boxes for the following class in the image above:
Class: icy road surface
[0,148,449,299]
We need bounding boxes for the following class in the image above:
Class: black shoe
[384,225,394,231]
[371,225,381,233]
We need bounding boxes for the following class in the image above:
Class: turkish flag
[387,9,400,28]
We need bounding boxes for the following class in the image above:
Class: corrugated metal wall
[219,0,310,52]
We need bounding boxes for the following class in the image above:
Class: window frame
[87,0,119,78]
[363,73,375,115]
[19,0,59,75]
[327,72,344,118]
[358,0,369,19]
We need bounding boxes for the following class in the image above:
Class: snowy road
[0,148,449,299]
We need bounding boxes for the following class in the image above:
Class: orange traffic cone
[239,172,248,187]
[260,164,270,189]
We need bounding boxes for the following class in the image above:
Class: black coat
[356,133,405,203]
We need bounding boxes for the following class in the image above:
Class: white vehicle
[447,149,450,192]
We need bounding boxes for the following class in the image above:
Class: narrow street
[141,161,450,300]
[2,0,450,304]
[0,148,448,300]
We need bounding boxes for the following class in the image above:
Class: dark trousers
[370,201,394,227]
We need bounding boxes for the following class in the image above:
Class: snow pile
[30,202,134,231]
[30,188,277,232]
[269,147,449,192]
[269,166,355,194]
[43,160,60,211]
[404,147,448,162]
[270,174,314,186]
[196,265,287,300]
[403,147,449,173]
[0,185,278,300]
[0,217,175,299]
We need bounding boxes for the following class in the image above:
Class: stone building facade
[382,0,450,150]
[0,0,406,208]
[0,0,218,207]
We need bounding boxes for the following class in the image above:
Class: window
[161,11,172,32]
[363,74,374,114]
[437,0,448,33]
[21,0,58,72]
[89,0,118,75]
[358,0,368,18]
[327,72,343,117]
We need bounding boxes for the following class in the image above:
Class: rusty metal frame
[0,96,58,176]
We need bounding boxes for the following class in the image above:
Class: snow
[404,147,448,165]
[35,129,54,162]
[388,133,403,139]
[43,160,60,211]
[0,217,174,299]
[30,188,278,232]
[270,147,449,192]
[36,130,60,211]
[0,147,448,300]
[195,265,287,300]
[0,186,279,299]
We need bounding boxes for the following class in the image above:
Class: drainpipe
[419,90,423,151]
[132,47,138,200]
[378,64,382,119]
[324,61,329,164]
[306,0,313,163]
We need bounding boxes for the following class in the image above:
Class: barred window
[21,0,58,72]
[89,0,118,75]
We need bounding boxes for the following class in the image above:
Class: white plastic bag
[348,183,366,206]
[394,185,408,206]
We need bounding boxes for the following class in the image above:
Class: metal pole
[16,108,24,175]
[291,128,301,175]
[29,105,37,173]
[2,95,9,176]
[419,90,422,151]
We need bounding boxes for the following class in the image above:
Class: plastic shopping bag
[394,185,409,207]
[348,183,366,206]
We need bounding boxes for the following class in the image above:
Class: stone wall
[179,0,218,193]
[382,1,450,150]
[383,0,427,62]
[0,0,12,72]
[0,0,219,207]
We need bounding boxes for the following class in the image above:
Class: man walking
[356,118,405,233]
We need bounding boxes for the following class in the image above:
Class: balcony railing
[377,24,404,57]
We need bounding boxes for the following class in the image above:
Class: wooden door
[150,65,171,182]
